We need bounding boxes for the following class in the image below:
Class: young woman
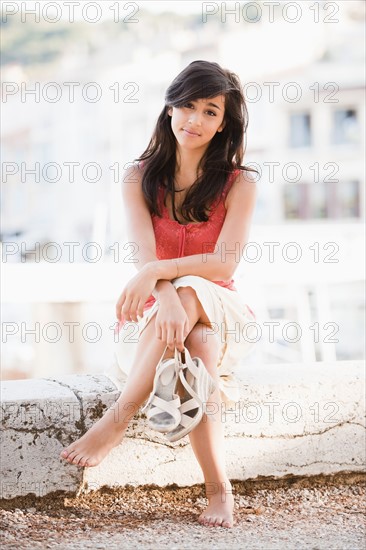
[60,60,258,528]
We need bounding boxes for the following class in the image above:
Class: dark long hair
[136,60,258,223]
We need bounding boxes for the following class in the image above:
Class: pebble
[1,481,365,550]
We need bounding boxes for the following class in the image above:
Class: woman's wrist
[145,259,179,281]
[152,280,179,302]
[142,261,159,279]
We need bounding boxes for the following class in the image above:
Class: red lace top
[116,167,241,332]
[144,168,241,306]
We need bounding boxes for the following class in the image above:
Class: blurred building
[1,1,365,378]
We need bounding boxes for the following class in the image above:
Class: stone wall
[1,361,365,499]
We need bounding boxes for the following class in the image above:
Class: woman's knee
[176,285,197,302]
[185,322,220,354]
[177,286,199,313]
[176,286,210,324]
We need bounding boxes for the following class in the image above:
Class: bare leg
[184,323,234,528]
[59,287,210,468]
[60,284,234,526]
[60,312,171,467]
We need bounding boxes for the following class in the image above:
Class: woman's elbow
[221,260,239,281]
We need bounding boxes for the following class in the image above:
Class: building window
[283,182,308,219]
[310,183,328,219]
[289,113,311,148]
[330,180,360,218]
[332,109,359,145]
[283,181,360,220]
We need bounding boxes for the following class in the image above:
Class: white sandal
[165,347,217,443]
[141,345,182,433]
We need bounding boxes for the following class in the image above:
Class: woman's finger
[160,325,167,346]
[154,314,161,339]
[166,326,176,350]
[121,296,133,322]
[176,326,185,352]
[115,293,126,320]
[136,300,144,320]
[129,297,140,322]
[184,318,190,339]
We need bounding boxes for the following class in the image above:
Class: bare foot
[198,479,235,528]
[59,407,127,468]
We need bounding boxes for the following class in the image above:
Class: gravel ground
[1,473,365,550]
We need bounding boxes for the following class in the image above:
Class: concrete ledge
[1,361,365,499]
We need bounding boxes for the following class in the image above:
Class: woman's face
[167,94,226,153]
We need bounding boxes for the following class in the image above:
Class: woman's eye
[182,104,216,116]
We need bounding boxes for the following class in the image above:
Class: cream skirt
[104,275,256,408]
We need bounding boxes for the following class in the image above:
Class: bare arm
[117,162,199,345]
[121,163,178,302]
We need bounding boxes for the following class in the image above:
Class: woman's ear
[217,119,226,133]
[167,106,173,117]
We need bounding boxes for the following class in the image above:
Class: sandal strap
[141,355,179,414]
[145,394,182,424]
[178,365,202,406]
[178,348,202,386]
[179,396,199,413]
[177,397,200,428]
[178,358,217,405]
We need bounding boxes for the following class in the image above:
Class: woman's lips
[183,129,200,136]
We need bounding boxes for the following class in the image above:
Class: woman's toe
[66,451,77,462]
[205,516,213,526]
[61,447,74,458]
[72,454,84,465]
[222,519,232,528]
[79,456,89,467]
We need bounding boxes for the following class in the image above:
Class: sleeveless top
[142,167,241,313]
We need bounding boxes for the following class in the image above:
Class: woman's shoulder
[228,167,256,183]
[224,168,257,209]
[121,161,151,211]
[122,160,147,187]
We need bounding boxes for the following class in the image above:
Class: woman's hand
[155,299,190,352]
[115,264,158,323]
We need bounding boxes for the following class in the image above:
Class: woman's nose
[188,112,202,125]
